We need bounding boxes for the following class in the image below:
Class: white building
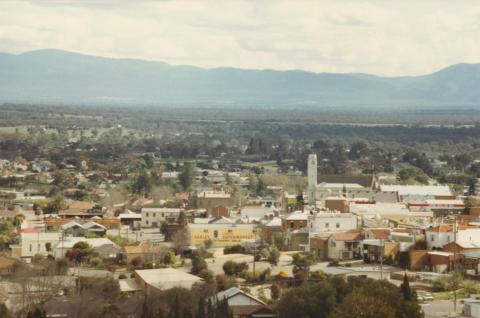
[308,212,358,235]
[53,237,120,259]
[141,208,183,227]
[14,232,62,258]
[212,287,264,307]
[379,185,453,203]
[426,225,480,249]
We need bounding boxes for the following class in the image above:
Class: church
[307,153,380,205]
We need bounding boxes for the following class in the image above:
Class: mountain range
[0,49,479,108]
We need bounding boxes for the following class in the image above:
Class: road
[421,300,466,318]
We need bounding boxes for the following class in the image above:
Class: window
[214,230,219,239]
[431,235,434,242]
[325,223,329,228]
[162,213,165,217]
[146,220,149,225]
[146,213,149,217]
[153,213,156,218]
[336,223,340,229]
[29,244,32,252]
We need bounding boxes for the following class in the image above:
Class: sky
[1,0,480,76]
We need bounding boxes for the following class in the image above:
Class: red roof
[17,227,38,234]
[429,224,477,233]
[368,228,391,239]
[332,231,364,241]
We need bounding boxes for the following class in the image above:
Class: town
[1,112,480,318]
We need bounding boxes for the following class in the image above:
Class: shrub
[191,256,207,274]
[89,256,102,267]
[224,244,246,254]
[118,274,127,279]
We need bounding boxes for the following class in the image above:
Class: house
[123,241,161,265]
[213,287,265,307]
[190,191,234,215]
[134,268,202,292]
[308,212,358,234]
[364,228,390,240]
[260,217,283,243]
[362,239,399,263]
[328,231,364,260]
[282,210,309,231]
[241,205,276,221]
[53,237,120,260]
[426,224,480,249]
[61,221,85,237]
[212,287,277,317]
[141,208,183,227]
[119,211,142,228]
[11,232,62,259]
[231,305,277,318]
[61,220,107,237]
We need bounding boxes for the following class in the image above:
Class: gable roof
[214,287,265,305]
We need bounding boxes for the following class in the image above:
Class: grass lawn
[433,288,466,300]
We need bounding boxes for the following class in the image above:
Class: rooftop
[379,185,453,197]
[135,268,202,290]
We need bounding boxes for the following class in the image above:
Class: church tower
[307,153,317,205]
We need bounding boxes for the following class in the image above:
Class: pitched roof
[332,231,364,241]
[368,228,391,239]
[428,224,476,233]
[214,287,265,305]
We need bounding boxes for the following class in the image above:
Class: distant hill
[0,49,479,108]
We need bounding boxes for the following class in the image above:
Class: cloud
[0,0,479,76]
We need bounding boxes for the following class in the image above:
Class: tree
[268,247,280,266]
[278,281,337,318]
[191,256,208,274]
[179,163,194,191]
[292,252,315,274]
[130,170,152,196]
[328,291,395,318]
[172,229,190,254]
[164,251,176,266]
[400,273,413,301]
[271,283,281,300]
[26,308,47,318]
[65,241,93,263]
[222,260,248,276]
[42,196,65,214]
[196,297,206,318]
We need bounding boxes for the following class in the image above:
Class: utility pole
[453,213,458,314]
[380,238,384,280]
[253,227,257,278]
